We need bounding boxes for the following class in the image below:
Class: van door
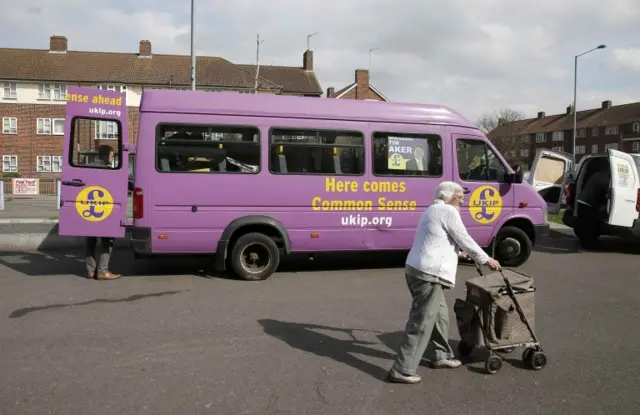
[527,149,574,214]
[58,86,129,238]
[607,149,639,227]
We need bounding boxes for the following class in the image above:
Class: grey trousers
[85,237,114,275]
[391,273,455,375]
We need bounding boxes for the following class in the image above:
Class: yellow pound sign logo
[75,186,114,222]
[469,186,502,224]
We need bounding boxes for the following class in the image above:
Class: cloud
[1,0,639,122]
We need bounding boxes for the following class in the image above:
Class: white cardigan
[405,200,489,286]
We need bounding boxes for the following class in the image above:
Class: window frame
[552,131,564,141]
[36,118,52,135]
[455,137,510,183]
[2,155,18,172]
[2,117,17,134]
[154,122,262,175]
[632,141,640,152]
[591,144,599,153]
[268,126,365,177]
[535,132,545,143]
[3,82,17,99]
[605,125,619,135]
[52,118,65,136]
[36,155,52,173]
[371,131,443,178]
[38,83,66,101]
[68,116,123,171]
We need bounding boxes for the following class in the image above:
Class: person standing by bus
[86,144,121,280]
[386,181,501,384]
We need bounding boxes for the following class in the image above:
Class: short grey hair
[434,181,464,202]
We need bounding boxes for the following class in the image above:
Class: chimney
[537,111,545,119]
[139,40,152,58]
[326,87,335,98]
[602,100,612,109]
[303,50,313,71]
[355,69,369,100]
[566,104,573,115]
[49,35,67,53]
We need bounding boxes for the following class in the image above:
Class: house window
[592,127,599,136]
[36,156,63,173]
[520,135,530,144]
[605,125,619,135]
[98,84,126,93]
[552,131,564,141]
[633,123,640,133]
[520,148,530,157]
[36,118,52,135]
[52,118,65,135]
[2,155,18,172]
[38,83,66,100]
[120,85,127,93]
[576,128,586,137]
[552,146,564,152]
[2,117,17,134]
[3,82,17,99]
[575,145,586,154]
[535,132,545,143]
[95,121,119,140]
[632,142,640,152]
[591,144,598,153]
[604,143,619,150]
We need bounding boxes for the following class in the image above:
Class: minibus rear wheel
[495,226,532,267]
[230,232,280,281]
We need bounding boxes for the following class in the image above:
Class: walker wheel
[485,355,502,375]
[522,347,535,364]
[457,341,474,357]
[529,352,547,370]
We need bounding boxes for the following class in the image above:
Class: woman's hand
[487,258,502,271]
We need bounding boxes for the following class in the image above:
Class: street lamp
[572,44,606,156]
[190,0,196,91]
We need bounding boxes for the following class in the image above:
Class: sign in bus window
[372,132,442,177]
[155,124,260,174]
[69,117,121,170]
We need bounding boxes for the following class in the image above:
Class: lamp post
[368,48,379,72]
[572,44,606,156]
[190,0,196,91]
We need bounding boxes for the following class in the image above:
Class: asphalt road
[0,234,639,415]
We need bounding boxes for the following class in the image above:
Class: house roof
[490,101,640,137]
[0,47,322,95]
[328,82,390,101]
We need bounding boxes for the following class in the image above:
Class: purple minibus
[59,86,549,280]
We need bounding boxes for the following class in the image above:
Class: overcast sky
[2,0,639,122]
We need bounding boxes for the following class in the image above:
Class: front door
[607,149,639,227]
[453,134,514,247]
[59,86,129,237]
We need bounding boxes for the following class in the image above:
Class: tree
[476,108,526,162]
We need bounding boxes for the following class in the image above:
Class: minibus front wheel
[494,226,532,267]
[230,232,280,281]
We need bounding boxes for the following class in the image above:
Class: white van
[527,148,640,248]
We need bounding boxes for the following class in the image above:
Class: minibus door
[58,86,129,238]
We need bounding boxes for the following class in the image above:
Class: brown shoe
[96,272,121,280]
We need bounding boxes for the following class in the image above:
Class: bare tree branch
[476,108,526,163]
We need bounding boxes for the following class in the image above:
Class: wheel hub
[499,237,521,258]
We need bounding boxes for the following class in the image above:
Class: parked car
[528,148,640,248]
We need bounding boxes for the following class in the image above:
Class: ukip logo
[75,186,114,222]
[468,186,503,224]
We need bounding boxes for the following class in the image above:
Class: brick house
[489,100,640,166]
[326,69,389,101]
[0,35,323,181]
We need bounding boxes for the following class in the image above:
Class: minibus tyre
[230,232,280,281]
[495,226,531,267]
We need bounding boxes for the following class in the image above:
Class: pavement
[0,234,639,415]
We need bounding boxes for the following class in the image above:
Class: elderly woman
[387,181,501,384]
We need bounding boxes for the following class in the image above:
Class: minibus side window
[269,128,364,176]
[456,138,507,182]
[69,117,122,170]
[372,132,443,177]
[155,124,260,174]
